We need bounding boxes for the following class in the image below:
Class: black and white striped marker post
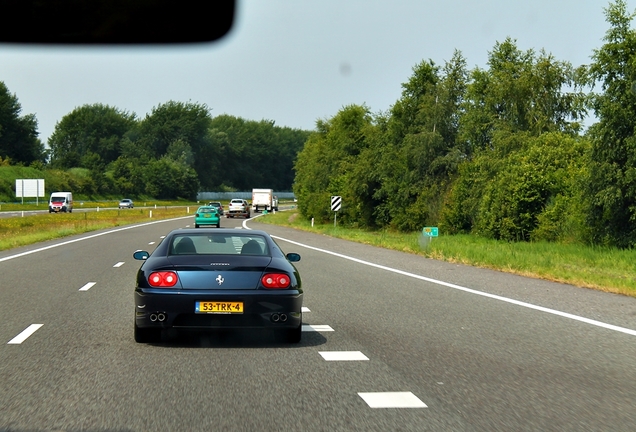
[331,195,341,227]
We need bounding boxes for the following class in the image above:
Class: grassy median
[0,206,195,250]
[257,210,636,298]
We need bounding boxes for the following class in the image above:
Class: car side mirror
[133,250,149,260]
[286,253,301,262]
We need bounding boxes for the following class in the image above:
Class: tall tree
[373,53,469,230]
[442,39,587,239]
[0,81,45,165]
[134,101,213,188]
[460,38,584,155]
[48,103,136,168]
[293,104,376,224]
[585,0,636,247]
[206,115,310,191]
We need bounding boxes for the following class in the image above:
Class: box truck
[251,189,278,213]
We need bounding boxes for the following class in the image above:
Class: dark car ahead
[133,228,303,343]
[207,201,224,215]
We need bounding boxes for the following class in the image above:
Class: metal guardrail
[197,192,296,201]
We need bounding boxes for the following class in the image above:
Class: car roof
[169,228,269,237]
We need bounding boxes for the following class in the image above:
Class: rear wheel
[134,323,161,343]
[216,222,221,228]
[194,223,199,228]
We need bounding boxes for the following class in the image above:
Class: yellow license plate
[195,301,243,314]
[204,214,211,218]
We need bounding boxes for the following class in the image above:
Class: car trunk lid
[167,255,272,289]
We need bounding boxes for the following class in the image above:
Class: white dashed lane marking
[302,324,334,332]
[79,282,96,291]
[8,324,43,344]
[113,262,125,268]
[319,351,369,361]
[358,392,427,408]
[149,241,155,245]
[301,307,310,313]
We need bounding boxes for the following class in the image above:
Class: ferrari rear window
[169,234,269,256]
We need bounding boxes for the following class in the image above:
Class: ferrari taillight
[148,271,179,287]
[261,273,291,289]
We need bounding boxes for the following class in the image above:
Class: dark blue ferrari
[133,228,303,343]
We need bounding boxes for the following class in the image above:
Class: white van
[49,192,73,213]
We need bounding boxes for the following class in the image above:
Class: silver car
[119,199,134,209]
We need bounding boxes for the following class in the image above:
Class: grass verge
[0,206,193,250]
[257,210,636,298]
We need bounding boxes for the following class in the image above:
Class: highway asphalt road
[1,214,635,431]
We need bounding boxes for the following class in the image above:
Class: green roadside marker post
[422,227,438,237]
[419,226,439,249]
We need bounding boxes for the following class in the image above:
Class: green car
[194,206,221,228]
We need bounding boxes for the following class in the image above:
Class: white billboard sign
[15,179,45,204]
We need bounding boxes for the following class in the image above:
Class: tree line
[0,93,310,200]
[293,0,636,249]
[2,0,635,249]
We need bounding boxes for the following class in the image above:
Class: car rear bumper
[134,290,302,330]
[227,211,249,216]
[194,218,220,225]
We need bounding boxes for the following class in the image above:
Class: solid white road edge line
[8,324,44,344]
[0,216,191,264]
[264,232,636,337]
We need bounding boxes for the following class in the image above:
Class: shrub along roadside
[256,210,636,298]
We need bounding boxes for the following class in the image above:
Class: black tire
[134,323,161,343]
[216,222,220,228]
[194,224,199,228]
[285,324,302,343]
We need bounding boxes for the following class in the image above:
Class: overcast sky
[0,0,628,143]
